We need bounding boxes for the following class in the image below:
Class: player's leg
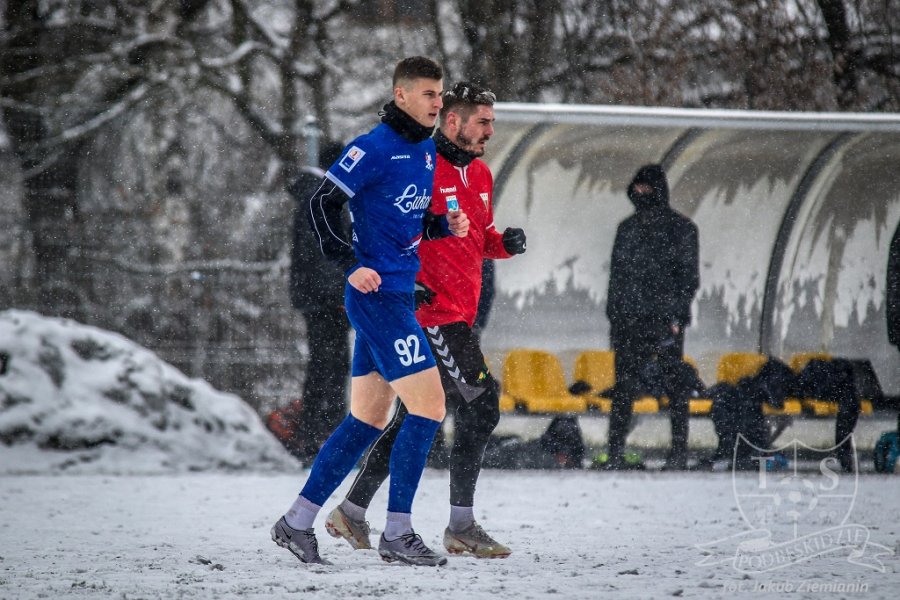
[273,291,397,565]
[273,371,394,564]
[423,322,510,558]
[327,401,408,550]
[377,365,448,566]
[344,288,447,565]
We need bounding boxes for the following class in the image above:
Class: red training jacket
[416,153,511,328]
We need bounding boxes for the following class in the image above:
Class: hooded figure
[604,164,700,470]
[607,164,699,342]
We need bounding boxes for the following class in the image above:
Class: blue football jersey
[325,123,436,292]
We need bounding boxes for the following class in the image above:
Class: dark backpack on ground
[482,415,585,469]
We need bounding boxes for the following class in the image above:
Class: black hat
[628,164,669,208]
[631,164,668,193]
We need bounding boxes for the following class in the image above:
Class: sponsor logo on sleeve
[425,152,434,171]
[339,146,365,172]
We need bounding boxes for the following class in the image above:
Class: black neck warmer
[380,101,434,144]
[434,130,477,167]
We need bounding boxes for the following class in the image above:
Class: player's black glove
[414,281,435,310]
[502,227,527,254]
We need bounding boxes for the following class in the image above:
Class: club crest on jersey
[339,145,365,172]
[480,192,490,209]
[425,152,434,171]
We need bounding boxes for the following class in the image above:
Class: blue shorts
[345,285,436,382]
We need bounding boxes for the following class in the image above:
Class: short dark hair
[441,81,496,122]
[393,56,443,87]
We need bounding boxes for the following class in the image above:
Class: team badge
[480,192,489,209]
[339,145,365,172]
[425,152,434,171]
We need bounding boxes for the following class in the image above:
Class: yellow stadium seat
[590,397,613,413]
[801,399,839,417]
[689,399,713,415]
[571,350,660,413]
[572,350,614,413]
[573,350,615,393]
[632,397,660,413]
[716,352,769,385]
[800,396,873,416]
[762,400,802,415]
[788,351,831,372]
[501,349,587,414]
[716,352,801,415]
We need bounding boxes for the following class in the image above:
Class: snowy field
[2,469,898,600]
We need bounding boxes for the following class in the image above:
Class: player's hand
[447,210,469,238]
[502,227,527,254]
[348,267,381,293]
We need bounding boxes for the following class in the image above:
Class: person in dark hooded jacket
[283,140,350,460]
[605,164,700,470]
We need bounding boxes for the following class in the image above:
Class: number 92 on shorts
[346,287,437,381]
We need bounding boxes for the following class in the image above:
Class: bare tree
[816,0,900,110]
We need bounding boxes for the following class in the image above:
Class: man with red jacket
[324,82,526,559]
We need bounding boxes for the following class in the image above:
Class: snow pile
[0,309,296,474]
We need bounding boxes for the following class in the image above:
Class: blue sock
[387,414,441,514]
[300,414,382,506]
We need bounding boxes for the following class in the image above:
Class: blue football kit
[282,102,446,559]
[325,123,438,381]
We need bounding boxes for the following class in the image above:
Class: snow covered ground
[2,311,898,599]
[1,470,898,599]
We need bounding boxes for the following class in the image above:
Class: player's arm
[481,182,524,257]
[668,221,699,328]
[306,177,358,274]
[483,221,526,258]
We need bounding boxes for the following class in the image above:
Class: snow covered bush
[0,310,296,473]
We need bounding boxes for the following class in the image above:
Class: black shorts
[422,321,493,404]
